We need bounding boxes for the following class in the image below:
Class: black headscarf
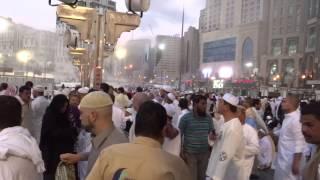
[47,94,69,115]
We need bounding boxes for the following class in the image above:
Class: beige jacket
[87,137,191,180]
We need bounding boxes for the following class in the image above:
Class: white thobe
[242,124,260,179]
[247,107,269,133]
[274,109,306,180]
[128,111,137,142]
[163,134,181,156]
[206,118,245,180]
[31,96,49,143]
[258,136,274,168]
[112,106,126,131]
[176,109,190,128]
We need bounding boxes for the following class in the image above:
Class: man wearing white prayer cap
[78,87,90,99]
[206,93,245,180]
[60,91,128,176]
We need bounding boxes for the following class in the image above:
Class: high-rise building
[154,35,181,83]
[304,0,320,81]
[111,39,151,82]
[182,27,200,77]
[199,0,270,81]
[261,0,306,88]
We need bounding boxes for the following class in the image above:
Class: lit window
[307,27,316,49]
[287,38,298,55]
[272,39,282,56]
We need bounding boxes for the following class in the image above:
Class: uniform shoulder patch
[219,152,228,161]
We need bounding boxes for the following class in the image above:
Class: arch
[307,56,314,73]
[242,37,254,61]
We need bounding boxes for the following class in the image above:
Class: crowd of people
[0,80,319,180]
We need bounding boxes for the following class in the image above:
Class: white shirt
[258,136,274,168]
[275,109,306,179]
[206,118,245,180]
[31,96,49,143]
[163,134,181,156]
[0,90,6,95]
[242,124,260,179]
[212,115,224,134]
[128,111,137,142]
[177,109,190,127]
[112,106,126,131]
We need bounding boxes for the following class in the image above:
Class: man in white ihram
[206,93,245,180]
[0,96,45,180]
[274,94,306,180]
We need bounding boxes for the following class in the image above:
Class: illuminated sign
[213,80,224,89]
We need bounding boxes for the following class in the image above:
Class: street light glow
[202,68,212,78]
[301,74,306,79]
[115,47,127,60]
[158,43,166,50]
[0,18,10,33]
[16,50,32,64]
[245,62,253,68]
[218,66,233,79]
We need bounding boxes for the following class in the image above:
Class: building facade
[111,39,151,83]
[182,27,200,79]
[199,0,270,81]
[0,17,57,76]
[304,0,320,82]
[154,35,181,83]
[261,0,306,88]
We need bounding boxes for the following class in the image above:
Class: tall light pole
[178,0,185,91]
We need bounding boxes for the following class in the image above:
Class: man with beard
[179,94,214,180]
[60,91,128,176]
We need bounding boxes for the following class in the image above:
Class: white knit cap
[222,93,239,107]
[167,93,176,101]
[78,87,89,94]
[79,91,113,108]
